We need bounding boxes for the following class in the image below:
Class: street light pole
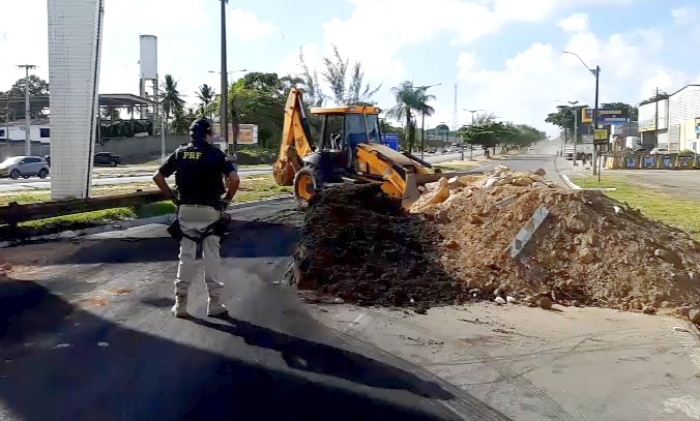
[563,51,601,176]
[17,64,36,156]
[220,0,229,149]
[593,65,601,179]
[463,109,483,160]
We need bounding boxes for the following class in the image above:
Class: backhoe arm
[273,88,315,186]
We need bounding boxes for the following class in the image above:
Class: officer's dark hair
[189,118,213,145]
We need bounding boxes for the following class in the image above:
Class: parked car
[650,147,669,155]
[0,156,50,179]
[94,152,121,167]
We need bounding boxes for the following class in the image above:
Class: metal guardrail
[0,191,166,227]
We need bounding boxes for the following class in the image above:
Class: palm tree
[387,81,436,151]
[160,74,185,120]
[196,84,215,118]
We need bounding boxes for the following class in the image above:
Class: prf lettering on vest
[182,152,202,160]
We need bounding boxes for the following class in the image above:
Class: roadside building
[637,94,669,149]
[0,118,51,144]
[667,84,700,152]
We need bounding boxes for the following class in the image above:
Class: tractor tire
[293,167,322,211]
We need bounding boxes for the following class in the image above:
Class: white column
[47,0,105,200]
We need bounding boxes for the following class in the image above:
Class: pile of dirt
[294,166,700,319]
[294,184,463,309]
[415,166,700,315]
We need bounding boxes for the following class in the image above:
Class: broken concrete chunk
[534,168,546,176]
[470,214,485,225]
[690,309,700,324]
[494,297,506,304]
[496,194,518,209]
[642,306,657,315]
[579,247,596,264]
[537,297,553,309]
[506,296,517,303]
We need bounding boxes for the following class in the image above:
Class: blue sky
[2,0,700,135]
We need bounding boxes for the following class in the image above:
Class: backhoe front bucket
[401,170,485,209]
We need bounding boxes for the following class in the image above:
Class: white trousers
[175,205,226,299]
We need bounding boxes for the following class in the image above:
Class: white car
[650,147,669,155]
[0,156,51,179]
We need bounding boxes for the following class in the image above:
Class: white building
[0,118,51,144]
[668,85,700,153]
[637,96,669,149]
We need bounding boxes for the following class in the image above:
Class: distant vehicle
[0,156,50,179]
[650,147,669,155]
[94,152,121,167]
[46,152,122,167]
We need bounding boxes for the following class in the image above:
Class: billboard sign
[237,124,258,145]
[381,133,399,150]
[582,107,631,125]
[213,123,258,145]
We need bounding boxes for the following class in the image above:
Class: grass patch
[236,146,277,165]
[433,160,485,172]
[3,174,291,238]
[570,174,700,238]
[235,174,292,203]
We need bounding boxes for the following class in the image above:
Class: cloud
[228,8,276,40]
[455,23,688,136]
[671,6,699,26]
[558,13,589,33]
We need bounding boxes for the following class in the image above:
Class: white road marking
[343,312,368,334]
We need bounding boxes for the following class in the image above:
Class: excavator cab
[287,106,383,209]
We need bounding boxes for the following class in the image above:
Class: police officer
[153,118,240,318]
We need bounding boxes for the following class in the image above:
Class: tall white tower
[47,0,105,200]
[139,35,159,134]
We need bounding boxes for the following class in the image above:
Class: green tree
[160,74,185,120]
[5,75,49,97]
[545,105,587,142]
[297,48,325,108]
[225,72,287,148]
[196,84,216,118]
[321,45,381,106]
[386,81,436,152]
[2,75,50,119]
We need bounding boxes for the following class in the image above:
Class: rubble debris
[294,184,464,308]
[537,297,553,310]
[294,166,700,313]
[690,309,700,324]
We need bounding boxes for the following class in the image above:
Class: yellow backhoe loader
[273,88,474,210]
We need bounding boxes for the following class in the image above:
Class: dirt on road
[294,167,700,322]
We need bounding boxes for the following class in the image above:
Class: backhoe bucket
[402,170,485,209]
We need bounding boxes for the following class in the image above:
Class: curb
[0,196,294,249]
[553,156,579,190]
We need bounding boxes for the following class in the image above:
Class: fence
[0,191,166,239]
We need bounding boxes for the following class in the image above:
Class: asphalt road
[0,151,484,193]
[0,199,512,420]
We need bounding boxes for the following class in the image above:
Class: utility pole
[567,100,579,166]
[592,66,600,177]
[420,112,426,161]
[654,87,659,147]
[220,0,229,150]
[17,64,36,156]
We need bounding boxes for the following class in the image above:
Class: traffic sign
[594,128,608,140]
[381,133,400,150]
